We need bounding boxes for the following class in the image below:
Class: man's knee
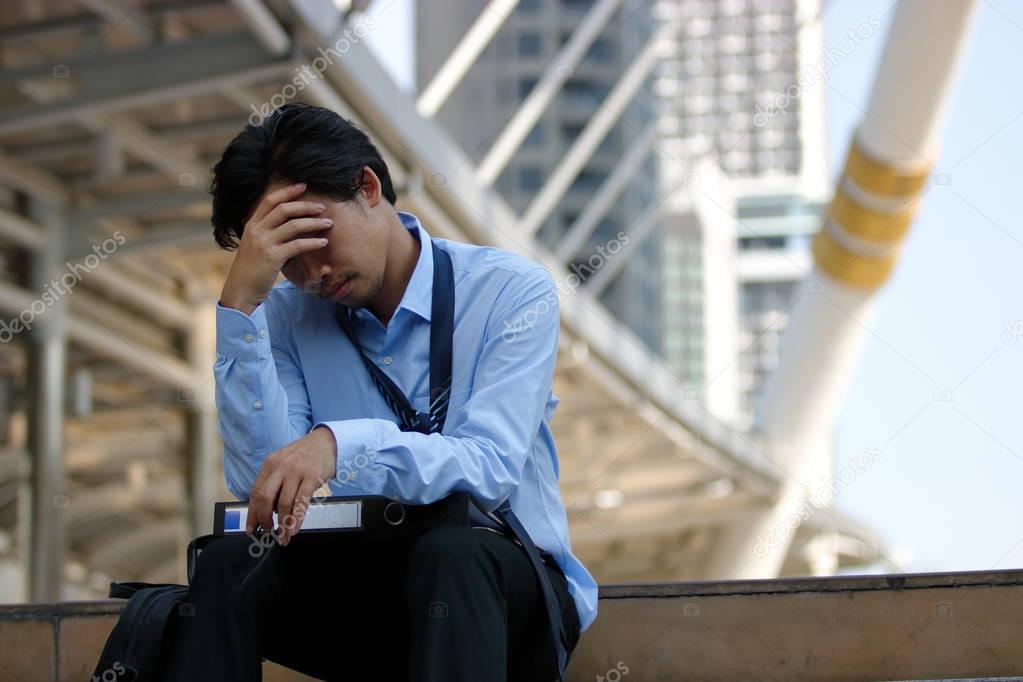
[191,535,255,588]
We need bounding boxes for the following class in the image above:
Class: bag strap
[335,240,453,434]
[187,534,216,585]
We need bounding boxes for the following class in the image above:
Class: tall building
[415,0,662,354]
[652,0,828,427]
[416,0,828,427]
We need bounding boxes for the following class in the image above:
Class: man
[165,103,597,681]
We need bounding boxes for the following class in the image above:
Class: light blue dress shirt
[214,211,598,632]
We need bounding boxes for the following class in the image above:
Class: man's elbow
[471,443,529,509]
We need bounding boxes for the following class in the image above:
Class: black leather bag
[91,536,212,681]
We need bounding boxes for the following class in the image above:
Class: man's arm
[214,181,333,502]
[214,297,313,500]
[316,266,560,511]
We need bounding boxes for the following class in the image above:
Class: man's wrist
[312,424,338,479]
[219,296,260,317]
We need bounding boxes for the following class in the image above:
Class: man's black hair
[210,103,397,250]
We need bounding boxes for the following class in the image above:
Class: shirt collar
[393,211,433,322]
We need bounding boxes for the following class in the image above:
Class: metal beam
[99,220,213,257]
[519,17,677,237]
[584,201,668,295]
[0,32,290,136]
[0,208,50,252]
[230,0,292,56]
[554,120,657,262]
[417,0,521,118]
[76,116,208,184]
[23,199,68,602]
[0,206,196,330]
[0,151,69,205]
[78,0,155,43]
[185,300,218,537]
[83,266,195,331]
[0,280,200,390]
[476,0,622,186]
[74,190,206,222]
[0,1,220,44]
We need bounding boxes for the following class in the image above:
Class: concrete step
[4,569,1023,681]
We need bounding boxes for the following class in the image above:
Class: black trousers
[164,525,581,681]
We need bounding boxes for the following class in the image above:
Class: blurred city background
[0,0,1018,617]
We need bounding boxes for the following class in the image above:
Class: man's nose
[302,259,331,292]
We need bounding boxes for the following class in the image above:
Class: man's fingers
[263,201,326,231]
[245,463,274,535]
[250,182,306,225]
[279,237,330,261]
[276,476,300,543]
[276,217,333,243]
[250,468,284,536]
[287,479,320,540]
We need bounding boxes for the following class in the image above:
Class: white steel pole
[704,0,980,580]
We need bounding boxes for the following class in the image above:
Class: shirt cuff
[216,301,271,358]
[313,419,392,491]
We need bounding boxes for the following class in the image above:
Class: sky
[362,0,1023,575]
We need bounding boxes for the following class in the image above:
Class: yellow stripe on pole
[828,187,919,244]
[844,138,931,198]
[812,230,899,290]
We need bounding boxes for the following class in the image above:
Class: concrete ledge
[4,569,1023,681]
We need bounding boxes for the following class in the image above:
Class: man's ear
[360,166,382,208]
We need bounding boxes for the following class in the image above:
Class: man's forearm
[215,300,311,497]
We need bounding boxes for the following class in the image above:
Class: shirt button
[382,356,393,365]
[243,333,255,343]
[253,400,263,410]
[258,329,267,338]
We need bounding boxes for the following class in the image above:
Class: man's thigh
[464,529,574,682]
[205,533,410,680]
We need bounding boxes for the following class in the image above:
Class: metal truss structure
[0,0,881,602]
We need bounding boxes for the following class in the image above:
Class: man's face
[265,178,388,309]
